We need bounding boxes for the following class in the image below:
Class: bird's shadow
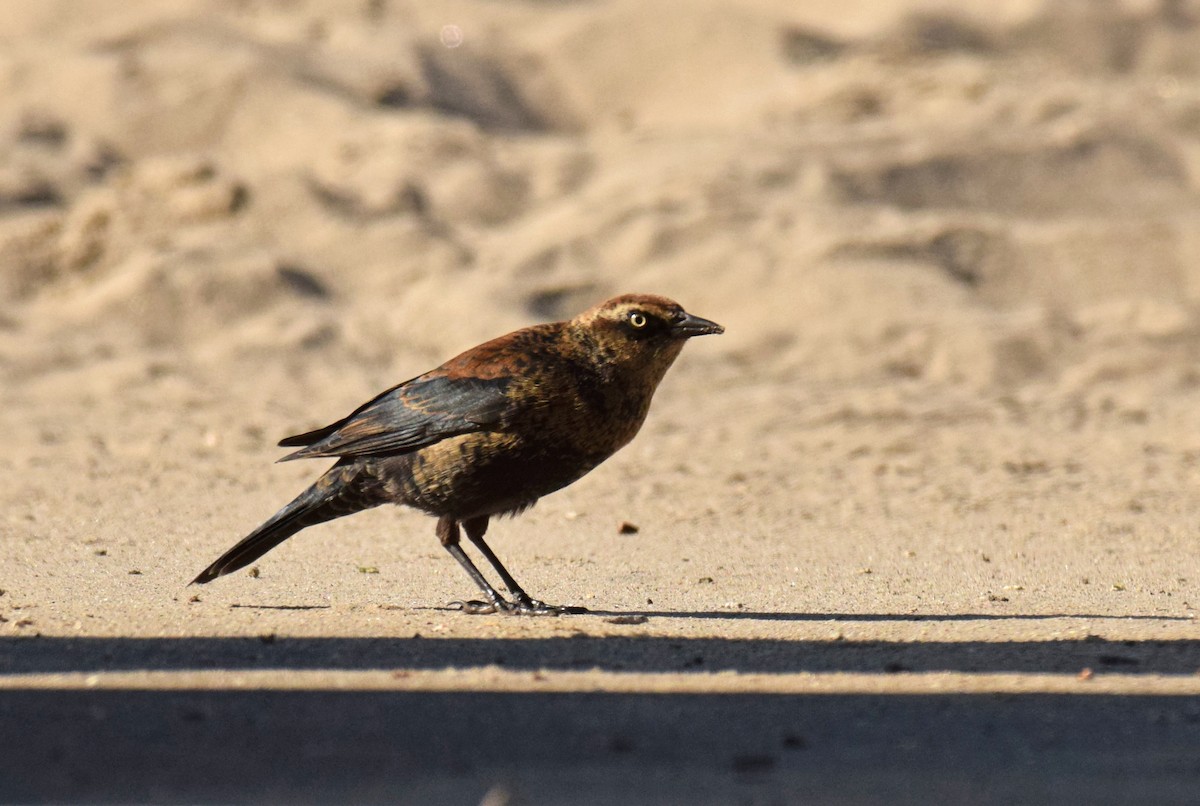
[521,607,1193,623]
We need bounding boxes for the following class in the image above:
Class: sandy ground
[3,0,1200,802]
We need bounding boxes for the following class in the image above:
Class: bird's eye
[628,312,648,328]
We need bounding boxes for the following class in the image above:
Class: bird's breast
[516,362,657,457]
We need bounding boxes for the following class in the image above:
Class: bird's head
[568,294,723,382]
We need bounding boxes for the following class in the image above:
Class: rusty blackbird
[191,294,723,614]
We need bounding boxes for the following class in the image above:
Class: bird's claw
[548,604,590,615]
[447,598,507,615]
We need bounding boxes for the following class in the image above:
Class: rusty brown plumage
[191,294,723,614]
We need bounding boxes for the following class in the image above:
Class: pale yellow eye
[629,312,648,328]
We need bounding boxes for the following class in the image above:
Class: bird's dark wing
[276,373,513,461]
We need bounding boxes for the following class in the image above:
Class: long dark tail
[191,462,380,585]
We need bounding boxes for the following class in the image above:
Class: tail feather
[191,463,379,585]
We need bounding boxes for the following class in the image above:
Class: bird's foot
[447,596,588,616]
[511,592,589,616]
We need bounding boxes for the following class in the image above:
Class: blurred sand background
[3,0,1200,802]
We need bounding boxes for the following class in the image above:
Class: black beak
[671,311,724,337]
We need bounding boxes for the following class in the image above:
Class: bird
[191,293,723,615]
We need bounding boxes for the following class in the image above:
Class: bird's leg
[437,516,512,615]
[462,516,587,615]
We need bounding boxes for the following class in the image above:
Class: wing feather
[277,374,513,461]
